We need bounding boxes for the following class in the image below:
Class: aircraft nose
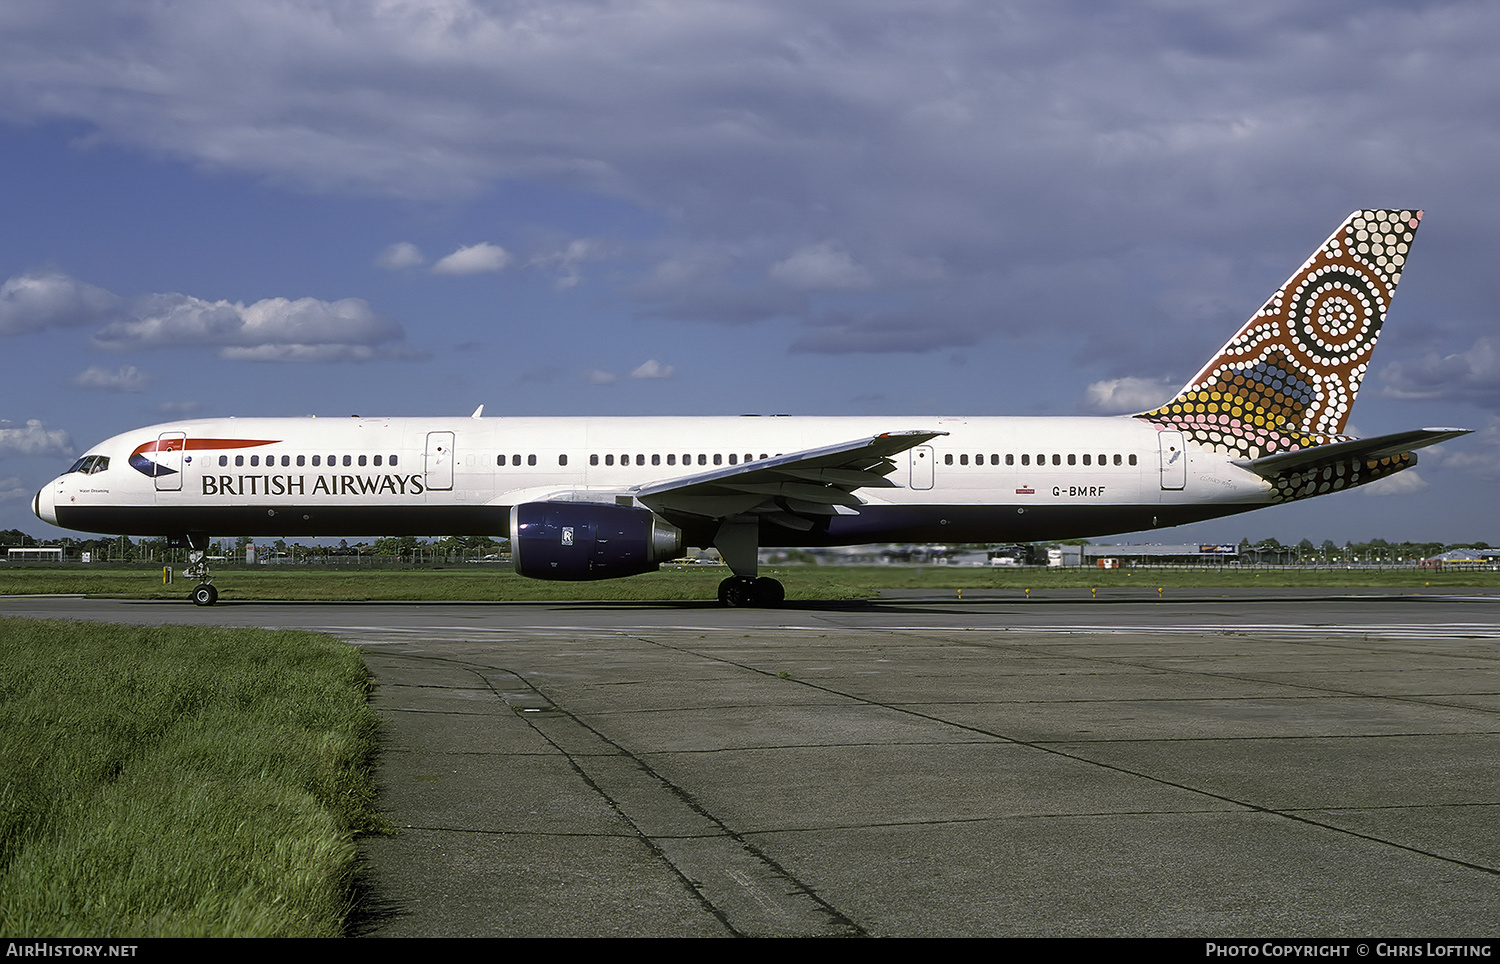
[34,481,58,525]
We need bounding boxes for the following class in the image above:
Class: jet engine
[510,502,685,580]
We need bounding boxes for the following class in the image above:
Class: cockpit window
[66,455,110,475]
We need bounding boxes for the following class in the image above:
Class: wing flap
[636,429,945,526]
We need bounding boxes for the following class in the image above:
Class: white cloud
[630,359,674,379]
[0,271,119,336]
[1361,470,1428,497]
[1080,377,1179,415]
[1380,336,1500,409]
[376,242,425,270]
[95,294,418,362]
[0,476,30,502]
[432,243,511,276]
[534,239,606,290]
[70,365,155,393]
[769,243,872,290]
[1429,417,1500,481]
[585,368,617,385]
[0,419,72,458]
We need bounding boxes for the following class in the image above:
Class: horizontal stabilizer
[1232,427,1470,478]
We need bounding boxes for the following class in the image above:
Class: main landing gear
[717,575,785,608]
[180,533,218,606]
[712,519,784,607]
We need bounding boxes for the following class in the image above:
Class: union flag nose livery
[35,211,1468,607]
[129,437,281,479]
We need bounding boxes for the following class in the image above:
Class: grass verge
[1,564,1497,602]
[0,618,385,937]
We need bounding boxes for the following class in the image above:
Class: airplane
[34,209,1468,607]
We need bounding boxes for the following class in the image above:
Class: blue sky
[3,0,1498,545]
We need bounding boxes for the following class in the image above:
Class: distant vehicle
[35,211,1465,607]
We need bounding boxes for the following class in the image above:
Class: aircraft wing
[1232,427,1470,478]
[635,429,945,531]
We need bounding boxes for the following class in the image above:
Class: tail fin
[1139,209,1422,458]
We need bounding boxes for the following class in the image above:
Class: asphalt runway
[4,588,1498,937]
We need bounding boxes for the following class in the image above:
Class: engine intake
[511,502,685,580]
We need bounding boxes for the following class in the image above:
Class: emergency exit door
[425,431,455,491]
[1158,430,1186,490]
[910,445,934,490]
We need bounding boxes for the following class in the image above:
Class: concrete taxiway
[3,589,1498,937]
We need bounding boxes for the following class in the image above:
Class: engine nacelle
[510,502,685,581]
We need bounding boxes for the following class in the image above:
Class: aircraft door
[1158,430,1186,490]
[155,431,186,492]
[425,431,455,491]
[910,445,934,490]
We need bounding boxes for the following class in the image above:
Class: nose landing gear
[179,533,217,606]
[191,581,218,607]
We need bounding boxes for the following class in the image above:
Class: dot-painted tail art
[1138,210,1423,501]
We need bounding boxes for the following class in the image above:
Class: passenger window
[729,454,738,465]
[652,454,660,465]
[373,455,382,467]
[605,454,614,466]
[1021,454,1029,466]
[635,454,644,466]
[343,455,352,467]
[945,454,954,465]
[713,454,722,465]
[528,454,537,466]
[1067,454,1076,466]
[1114,454,1122,466]
[559,455,568,466]
[312,455,321,467]
[667,454,676,465]
[1083,454,1091,465]
[1052,454,1061,466]
[512,455,521,466]
[359,455,367,467]
[219,455,228,467]
[698,454,706,465]
[960,454,968,465]
[1128,454,1137,465]
[297,455,305,467]
[390,455,398,466]
[1005,454,1014,466]
[251,455,260,467]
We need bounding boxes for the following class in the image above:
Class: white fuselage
[35,414,1272,546]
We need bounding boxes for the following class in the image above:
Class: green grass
[1,563,1496,603]
[0,619,385,937]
